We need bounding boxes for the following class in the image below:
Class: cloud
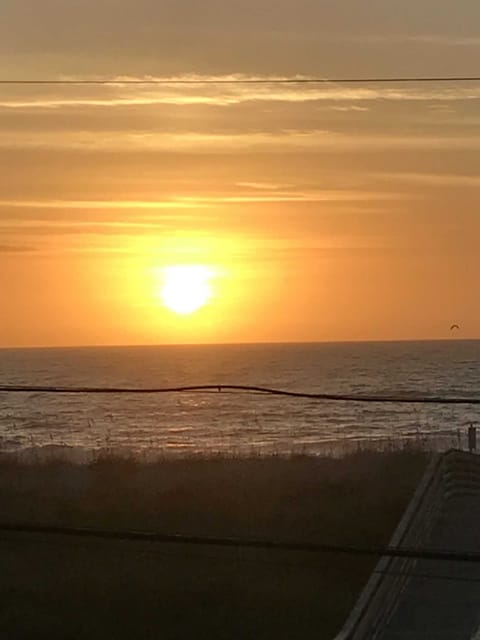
[0,244,36,253]
[0,189,411,218]
[1,76,480,111]
[236,182,294,190]
[377,172,480,187]
[0,215,220,241]
[1,128,479,154]
[0,199,211,210]
[344,34,480,47]
[327,105,370,112]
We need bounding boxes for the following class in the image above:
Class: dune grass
[0,448,428,639]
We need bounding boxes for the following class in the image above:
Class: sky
[1,0,480,347]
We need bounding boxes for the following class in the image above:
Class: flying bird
[450,324,460,331]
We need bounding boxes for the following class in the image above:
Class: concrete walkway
[377,492,480,639]
[335,450,480,640]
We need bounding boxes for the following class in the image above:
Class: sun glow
[160,265,215,315]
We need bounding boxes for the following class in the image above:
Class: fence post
[468,424,477,453]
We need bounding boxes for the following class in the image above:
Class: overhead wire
[372,567,480,585]
[1,383,479,405]
[4,527,480,585]
[4,523,480,588]
[0,76,480,85]
[2,520,480,564]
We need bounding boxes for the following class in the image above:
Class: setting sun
[160,265,215,315]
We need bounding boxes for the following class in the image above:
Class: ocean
[0,341,479,457]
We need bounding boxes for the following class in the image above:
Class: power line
[4,528,480,584]
[0,76,479,86]
[6,526,480,586]
[3,520,480,564]
[373,568,480,585]
[1,383,479,405]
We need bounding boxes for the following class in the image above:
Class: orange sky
[1,1,480,347]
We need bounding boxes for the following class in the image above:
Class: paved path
[335,451,480,640]
[378,474,480,638]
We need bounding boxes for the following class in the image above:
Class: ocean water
[0,341,479,457]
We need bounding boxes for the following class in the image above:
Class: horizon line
[0,337,477,351]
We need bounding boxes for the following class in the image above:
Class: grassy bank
[0,449,428,639]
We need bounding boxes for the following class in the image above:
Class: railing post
[468,424,477,453]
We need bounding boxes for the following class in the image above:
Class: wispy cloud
[0,243,36,253]
[236,182,294,190]
[1,75,480,111]
[378,172,480,187]
[0,190,412,215]
[0,199,210,210]
[327,105,370,112]
[345,34,480,47]
[1,129,478,153]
